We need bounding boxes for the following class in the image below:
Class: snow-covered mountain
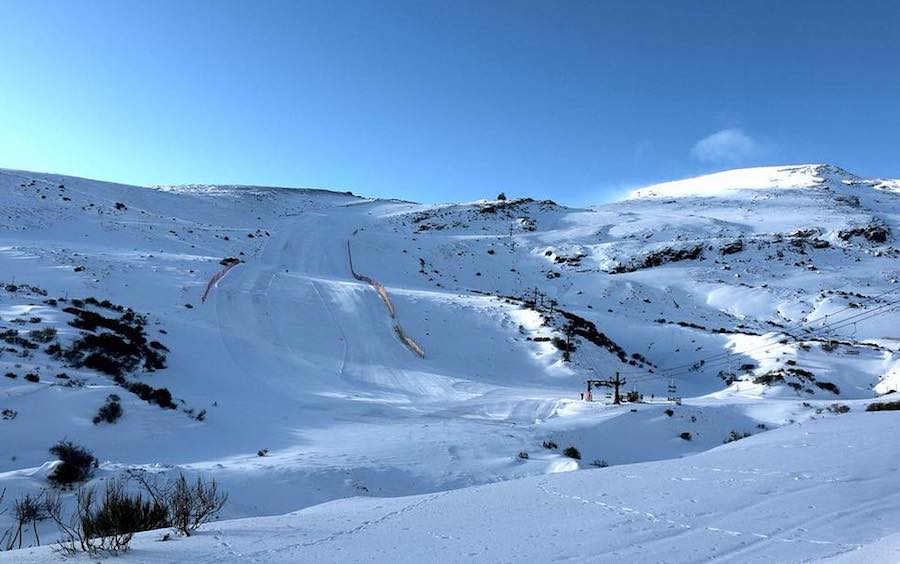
[1,163,899,561]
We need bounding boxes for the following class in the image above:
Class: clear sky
[1,1,898,204]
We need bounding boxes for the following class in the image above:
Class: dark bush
[47,480,166,555]
[24,373,40,383]
[551,337,575,353]
[866,400,900,412]
[724,430,751,443]
[48,441,97,486]
[80,481,168,541]
[542,440,558,450]
[679,432,692,441]
[64,307,140,340]
[151,388,173,407]
[517,451,529,460]
[119,381,175,409]
[61,307,166,376]
[664,408,674,417]
[562,446,581,460]
[133,473,228,537]
[93,395,124,425]
[815,381,840,394]
[28,327,57,343]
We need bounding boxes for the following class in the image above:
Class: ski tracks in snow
[535,479,863,558]
[201,491,450,563]
[312,280,349,379]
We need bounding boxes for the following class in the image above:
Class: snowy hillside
[1,164,899,560]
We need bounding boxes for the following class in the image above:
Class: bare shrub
[45,480,168,555]
[131,472,227,536]
[6,492,49,549]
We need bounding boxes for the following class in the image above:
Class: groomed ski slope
[3,411,898,563]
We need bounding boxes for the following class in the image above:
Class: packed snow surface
[5,411,899,562]
[1,163,899,561]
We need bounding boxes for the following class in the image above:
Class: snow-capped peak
[627,164,852,200]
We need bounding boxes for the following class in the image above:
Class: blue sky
[0,1,897,204]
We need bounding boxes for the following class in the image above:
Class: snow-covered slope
[1,164,899,560]
[4,411,899,563]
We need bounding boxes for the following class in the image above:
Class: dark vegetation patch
[753,367,840,395]
[1,289,178,414]
[1,329,38,350]
[724,430,751,443]
[550,250,587,266]
[79,480,169,544]
[408,198,552,233]
[48,440,98,487]
[610,244,704,274]
[113,378,175,409]
[59,307,166,376]
[28,327,57,343]
[551,336,576,355]
[866,400,900,412]
[93,394,124,424]
[719,239,744,255]
[559,311,639,366]
[3,283,47,296]
[477,197,557,216]
[837,223,890,244]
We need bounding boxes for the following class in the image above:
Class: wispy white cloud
[690,128,764,164]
